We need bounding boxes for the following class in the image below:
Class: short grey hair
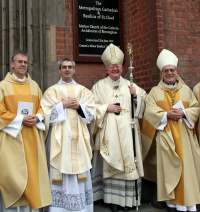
[11,50,29,62]
[162,65,177,72]
[58,58,75,69]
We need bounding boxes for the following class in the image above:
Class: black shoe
[167,207,177,212]
[109,204,120,212]
[121,206,131,211]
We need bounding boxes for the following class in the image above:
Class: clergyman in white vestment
[41,58,96,212]
[90,44,146,212]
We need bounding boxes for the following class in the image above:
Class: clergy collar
[60,78,76,84]
[12,73,26,81]
[108,76,121,82]
[107,76,122,89]
[163,80,176,88]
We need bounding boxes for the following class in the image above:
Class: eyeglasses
[17,60,28,65]
[61,65,73,70]
[162,69,176,73]
[108,65,122,70]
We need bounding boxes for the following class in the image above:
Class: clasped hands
[62,97,80,109]
[167,108,185,121]
[23,115,39,127]
[107,86,137,113]
[107,103,122,113]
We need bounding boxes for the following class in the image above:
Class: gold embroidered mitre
[157,49,178,71]
[101,43,124,67]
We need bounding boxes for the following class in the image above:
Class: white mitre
[101,43,124,67]
[157,49,178,71]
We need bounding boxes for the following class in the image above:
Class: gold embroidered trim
[124,166,135,174]
[105,166,115,173]
[165,90,179,106]
[105,165,135,174]
[120,109,129,115]
[101,139,109,156]
[117,158,122,164]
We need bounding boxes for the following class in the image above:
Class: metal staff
[127,43,139,211]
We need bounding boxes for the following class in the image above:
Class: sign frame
[73,0,124,63]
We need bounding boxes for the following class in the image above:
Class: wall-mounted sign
[73,0,123,62]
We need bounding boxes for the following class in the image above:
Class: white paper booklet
[172,100,193,128]
[17,101,33,116]
[172,100,184,110]
[172,100,185,123]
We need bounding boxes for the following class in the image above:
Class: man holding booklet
[0,51,52,212]
[142,49,200,212]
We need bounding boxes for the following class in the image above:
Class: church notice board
[73,0,124,62]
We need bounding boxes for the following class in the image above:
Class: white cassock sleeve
[78,105,94,124]
[157,112,168,131]
[2,115,23,138]
[157,110,194,130]
[49,102,66,126]
[49,102,94,126]
[134,95,145,119]
[182,109,194,129]
[35,114,45,130]
[2,113,45,138]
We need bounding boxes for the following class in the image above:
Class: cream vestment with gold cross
[91,76,146,207]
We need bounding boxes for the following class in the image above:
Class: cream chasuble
[142,80,200,206]
[0,73,52,209]
[91,76,146,180]
[41,81,96,177]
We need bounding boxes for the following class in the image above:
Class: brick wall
[59,0,161,91]
[158,0,200,88]
[56,26,67,61]
[123,0,160,92]
[56,0,105,89]
[55,0,200,90]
